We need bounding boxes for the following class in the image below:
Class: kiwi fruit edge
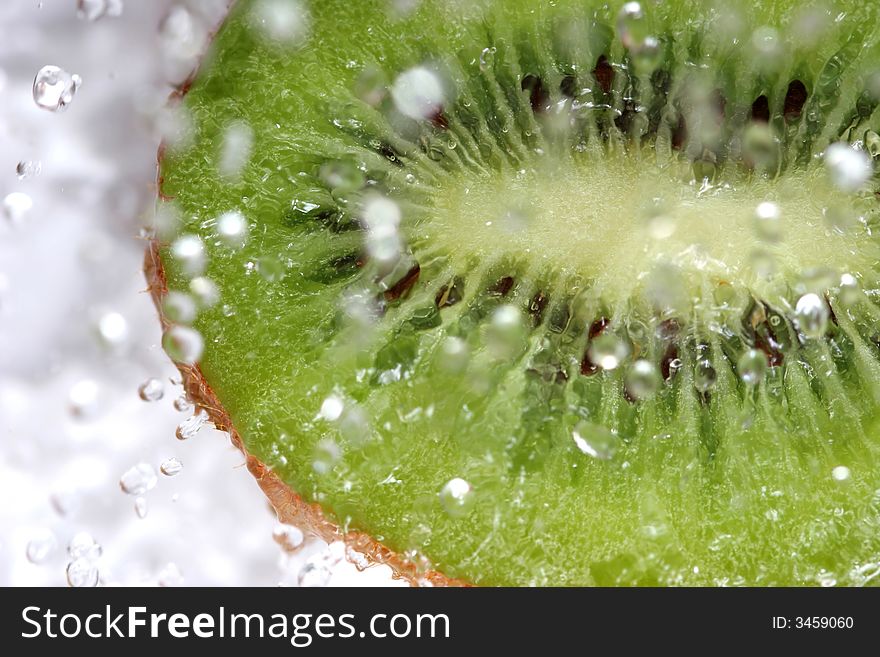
[150,0,880,586]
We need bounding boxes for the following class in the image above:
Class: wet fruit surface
[158,0,880,585]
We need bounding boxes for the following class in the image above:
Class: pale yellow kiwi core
[430,152,875,304]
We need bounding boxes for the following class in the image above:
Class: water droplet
[173,395,193,413]
[157,562,184,587]
[479,46,497,71]
[338,404,370,446]
[216,210,248,248]
[15,160,41,179]
[68,532,102,560]
[163,291,197,324]
[751,26,782,59]
[572,421,620,460]
[737,348,767,386]
[134,497,148,519]
[824,142,872,192]
[646,214,675,239]
[312,439,341,475]
[2,192,33,226]
[625,359,660,400]
[754,201,782,242]
[66,558,99,587]
[97,311,128,348]
[272,523,305,552]
[50,488,81,517]
[176,409,209,441]
[354,65,386,106]
[189,276,219,308]
[138,377,164,402]
[439,477,475,518]
[391,66,445,121]
[319,395,344,421]
[170,235,206,277]
[832,465,851,482]
[256,256,285,282]
[837,273,861,304]
[694,359,717,393]
[33,65,81,112]
[68,379,100,418]
[119,463,158,496]
[793,293,829,339]
[26,529,58,564]
[588,333,629,370]
[76,0,123,22]
[253,0,310,45]
[162,325,204,365]
[160,457,183,477]
[438,336,469,374]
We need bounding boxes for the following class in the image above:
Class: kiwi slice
[151,0,880,586]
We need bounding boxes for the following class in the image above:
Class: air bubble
[793,293,829,339]
[438,336,469,374]
[68,532,102,560]
[137,377,164,402]
[160,457,183,477]
[163,291,197,324]
[68,379,100,418]
[134,497,148,519]
[256,256,285,282]
[157,562,184,587]
[66,558,99,587]
[391,66,445,121]
[253,0,310,45]
[318,395,344,421]
[26,529,58,564]
[832,465,851,482]
[588,333,629,370]
[298,555,333,587]
[189,277,219,308]
[76,0,123,21]
[737,348,767,386]
[312,439,341,475]
[173,395,193,413]
[216,210,249,249]
[2,192,33,226]
[625,359,660,400]
[837,273,861,305]
[218,122,253,180]
[119,463,158,496]
[572,420,620,460]
[487,304,525,357]
[272,523,305,552]
[824,142,872,192]
[170,235,206,277]
[97,311,128,348]
[33,65,81,112]
[438,478,475,518]
[694,359,717,393]
[754,201,782,242]
[617,2,652,53]
[162,326,203,365]
[319,161,364,194]
[479,46,497,71]
[176,409,209,441]
[16,160,41,179]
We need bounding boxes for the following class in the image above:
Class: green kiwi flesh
[156,0,880,585]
